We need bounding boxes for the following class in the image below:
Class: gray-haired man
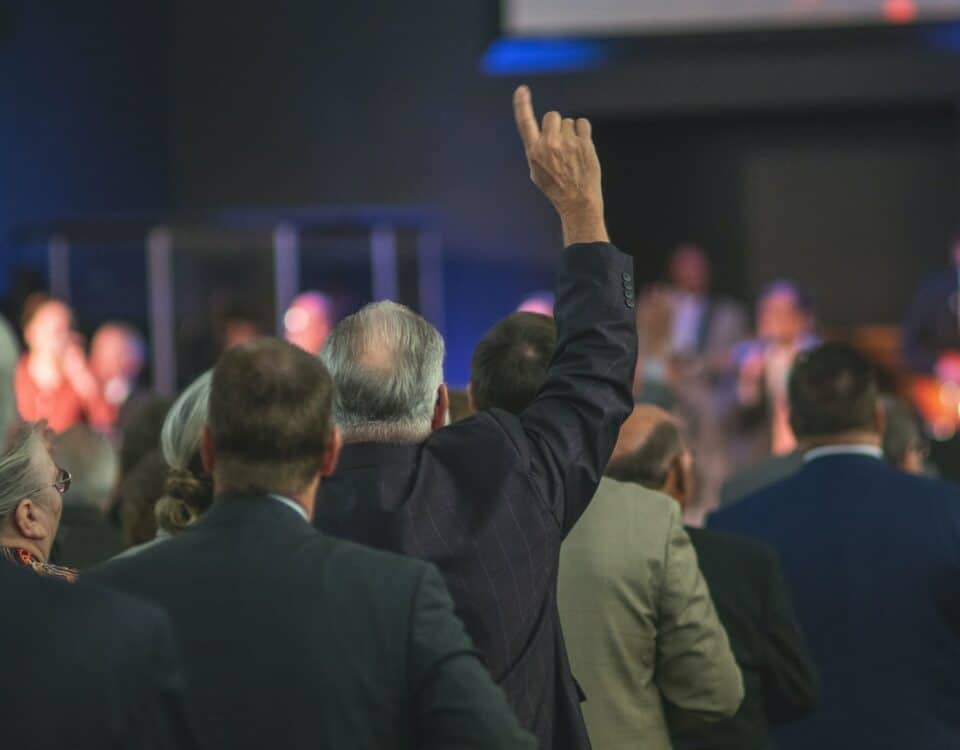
[316,86,638,750]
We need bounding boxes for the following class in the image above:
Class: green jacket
[558,478,743,749]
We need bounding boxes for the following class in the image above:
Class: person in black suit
[0,560,195,749]
[709,343,960,749]
[315,86,637,750]
[92,338,532,750]
[616,409,817,749]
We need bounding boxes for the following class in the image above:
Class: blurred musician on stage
[284,291,335,355]
[15,295,112,434]
[733,281,818,464]
[903,234,960,382]
[635,244,747,513]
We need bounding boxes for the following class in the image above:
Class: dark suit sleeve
[515,242,637,533]
[759,551,819,724]
[133,608,199,750]
[409,565,535,750]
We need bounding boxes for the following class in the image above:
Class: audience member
[615,408,818,749]
[118,450,168,547]
[93,338,533,749]
[0,312,20,443]
[89,321,147,427]
[284,291,335,354]
[446,388,472,423]
[51,425,123,568]
[902,231,960,379]
[116,372,212,558]
[0,424,77,580]
[15,295,112,432]
[558,405,743,749]
[732,281,818,463]
[880,394,929,474]
[469,311,555,415]
[636,245,748,512]
[720,391,928,506]
[709,343,960,749]
[315,86,637,750]
[0,562,197,748]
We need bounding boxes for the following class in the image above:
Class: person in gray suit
[558,404,743,749]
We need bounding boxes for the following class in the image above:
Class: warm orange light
[884,0,917,24]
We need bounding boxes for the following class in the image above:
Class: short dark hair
[760,279,813,314]
[788,343,878,440]
[605,420,684,490]
[209,338,335,497]
[470,312,556,415]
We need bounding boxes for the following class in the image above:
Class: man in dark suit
[709,343,960,749]
[617,408,817,749]
[0,560,195,749]
[93,338,533,750]
[315,86,637,750]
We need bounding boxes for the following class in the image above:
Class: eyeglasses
[27,467,71,498]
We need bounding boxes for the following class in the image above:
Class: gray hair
[0,314,20,442]
[52,426,118,509]
[161,371,211,471]
[0,425,45,523]
[321,301,444,443]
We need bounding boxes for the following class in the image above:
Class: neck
[0,532,47,562]
[27,354,62,385]
[800,431,881,451]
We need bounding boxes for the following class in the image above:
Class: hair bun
[156,467,214,534]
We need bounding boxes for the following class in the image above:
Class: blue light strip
[482,37,613,75]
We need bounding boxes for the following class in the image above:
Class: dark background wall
[3,0,960,381]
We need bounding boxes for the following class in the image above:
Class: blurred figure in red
[90,322,147,424]
[284,291,334,355]
[14,294,112,433]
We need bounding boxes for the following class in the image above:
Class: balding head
[605,404,693,506]
[321,301,446,444]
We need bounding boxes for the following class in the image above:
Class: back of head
[117,450,168,546]
[118,396,174,476]
[156,372,212,534]
[606,417,685,491]
[788,342,878,441]
[471,312,556,415]
[209,337,335,496]
[321,301,444,443]
[51,425,118,510]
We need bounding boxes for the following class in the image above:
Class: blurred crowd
[1,86,958,750]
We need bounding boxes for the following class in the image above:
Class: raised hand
[513,85,609,246]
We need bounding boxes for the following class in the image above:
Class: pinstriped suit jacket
[316,242,638,750]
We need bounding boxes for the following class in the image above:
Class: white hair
[0,314,20,440]
[161,371,212,471]
[0,426,45,522]
[321,301,444,443]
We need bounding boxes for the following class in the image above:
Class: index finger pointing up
[513,85,540,149]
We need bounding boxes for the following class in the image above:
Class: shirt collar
[269,494,309,522]
[803,444,884,463]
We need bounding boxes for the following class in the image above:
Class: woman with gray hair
[0,423,77,580]
[115,371,212,558]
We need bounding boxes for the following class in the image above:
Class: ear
[200,425,216,475]
[431,384,449,432]
[466,383,477,415]
[321,427,343,478]
[13,499,46,541]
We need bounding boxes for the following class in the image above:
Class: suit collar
[336,441,423,471]
[194,495,317,535]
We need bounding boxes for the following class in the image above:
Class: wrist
[559,200,608,246]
